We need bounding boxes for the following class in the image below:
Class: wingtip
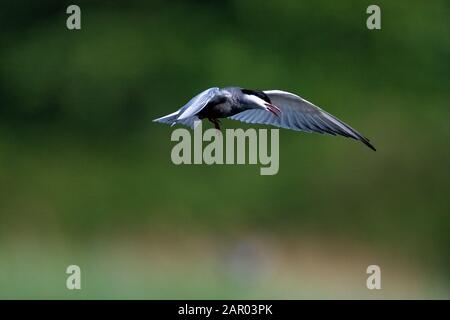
[363,140,377,151]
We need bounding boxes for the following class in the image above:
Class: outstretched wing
[229,90,375,151]
[176,87,221,120]
[153,87,221,129]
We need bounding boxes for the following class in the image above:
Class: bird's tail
[153,111,179,125]
[153,111,200,129]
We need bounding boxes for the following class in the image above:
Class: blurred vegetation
[0,0,448,297]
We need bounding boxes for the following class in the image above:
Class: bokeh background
[0,0,448,299]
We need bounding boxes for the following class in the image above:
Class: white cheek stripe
[245,94,267,108]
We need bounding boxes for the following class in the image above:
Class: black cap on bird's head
[241,89,271,103]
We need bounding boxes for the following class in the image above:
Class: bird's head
[241,92,281,117]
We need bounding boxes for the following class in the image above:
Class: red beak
[265,103,281,117]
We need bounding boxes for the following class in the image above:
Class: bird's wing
[229,90,375,151]
[176,87,221,120]
[175,117,201,129]
[153,87,220,129]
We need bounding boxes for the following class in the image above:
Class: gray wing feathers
[153,87,219,129]
[176,117,200,129]
[229,90,375,151]
[177,87,220,120]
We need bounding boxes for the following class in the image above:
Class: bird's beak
[265,103,281,117]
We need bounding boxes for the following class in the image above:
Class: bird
[153,87,376,151]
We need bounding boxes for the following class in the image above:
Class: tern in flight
[154,87,376,151]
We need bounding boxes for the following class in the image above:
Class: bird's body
[196,90,236,119]
[154,86,376,151]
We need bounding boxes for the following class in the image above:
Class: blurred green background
[0,0,448,299]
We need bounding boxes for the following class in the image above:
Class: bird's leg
[208,118,222,132]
